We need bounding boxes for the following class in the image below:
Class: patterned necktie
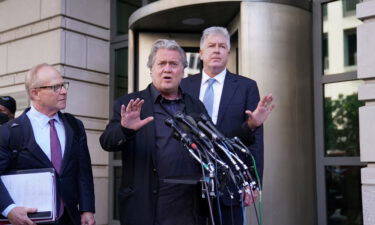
[203,78,216,117]
[49,119,64,218]
[49,119,62,173]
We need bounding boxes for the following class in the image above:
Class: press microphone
[200,113,251,155]
[174,112,207,139]
[165,118,218,174]
[197,121,220,141]
[230,138,250,155]
[200,113,226,140]
[164,118,197,150]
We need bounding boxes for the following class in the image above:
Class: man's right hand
[7,206,37,225]
[120,98,154,131]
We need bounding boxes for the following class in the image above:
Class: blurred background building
[0,0,374,225]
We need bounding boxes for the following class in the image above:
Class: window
[109,0,145,224]
[183,47,201,77]
[343,0,360,17]
[325,165,363,225]
[116,0,142,35]
[113,167,122,220]
[323,3,328,20]
[322,33,329,70]
[324,80,364,157]
[314,1,364,225]
[322,0,361,75]
[114,48,129,98]
[344,29,357,67]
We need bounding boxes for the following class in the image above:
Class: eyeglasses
[35,82,70,93]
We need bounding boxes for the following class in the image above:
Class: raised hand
[245,94,275,129]
[120,98,154,131]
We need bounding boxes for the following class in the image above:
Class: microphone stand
[189,138,216,225]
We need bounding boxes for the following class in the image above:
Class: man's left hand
[245,93,275,129]
[81,212,95,225]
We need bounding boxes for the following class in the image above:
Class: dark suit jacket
[181,71,264,205]
[0,109,95,225]
[100,84,208,225]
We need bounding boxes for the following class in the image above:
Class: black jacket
[100,85,208,225]
[0,109,95,225]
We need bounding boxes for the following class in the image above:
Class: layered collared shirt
[26,105,66,160]
[199,68,226,124]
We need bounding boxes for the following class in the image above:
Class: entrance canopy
[129,0,241,33]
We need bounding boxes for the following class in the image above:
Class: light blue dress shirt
[199,68,226,124]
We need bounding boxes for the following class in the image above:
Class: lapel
[139,85,157,166]
[217,71,239,126]
[59,113,73,174]
[186,74,202,99]
[16,110,53,167]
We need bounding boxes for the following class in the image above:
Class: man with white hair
[181,26,271,225]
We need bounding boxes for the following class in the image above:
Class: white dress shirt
[199,69,226,124]
[1,105,66,217]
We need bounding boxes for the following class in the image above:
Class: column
[357,1,375,225]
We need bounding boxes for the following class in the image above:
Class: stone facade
[2,0,375,224]
[0,0,110,224]
[357,1,375,225]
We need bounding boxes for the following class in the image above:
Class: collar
[29,105,62,127]
[202,68,226,85]
[150,84,185,104]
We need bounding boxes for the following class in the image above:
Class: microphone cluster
[164,111,259,200]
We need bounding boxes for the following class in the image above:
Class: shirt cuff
[2,203,16,217]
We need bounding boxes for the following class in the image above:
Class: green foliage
[324,93,364,156]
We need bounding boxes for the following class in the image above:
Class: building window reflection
[113,167,122,220]
[323,3,328,20]
[343,0,360,17]
[323,33,329,70]
[325,166,363,225]
[322,0,361,75]
[115,48,129,99]
[324,80,364,157]
[183,48,201,77]
[344,29,357,67]
[116,0,142,35]
[318,1,364,225]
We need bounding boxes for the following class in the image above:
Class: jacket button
[153,168,157,173]
[153,189,158,194]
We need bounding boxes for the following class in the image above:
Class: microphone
[230,138,250,155]
[201,113,251,155]
[165,118,216,172]
[164,118,197,150]
[174,112,216,155]
[174,112,207,139]
[197,121,220,141]
[200,113,226,140]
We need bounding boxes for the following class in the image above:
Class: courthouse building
[1,0,375,225]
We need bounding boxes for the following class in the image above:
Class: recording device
[166,112,258,199]
[164,118,195,148]
[174,112,207,139]
[165,112,261,225]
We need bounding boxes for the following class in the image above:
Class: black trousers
[197,199,244,225]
